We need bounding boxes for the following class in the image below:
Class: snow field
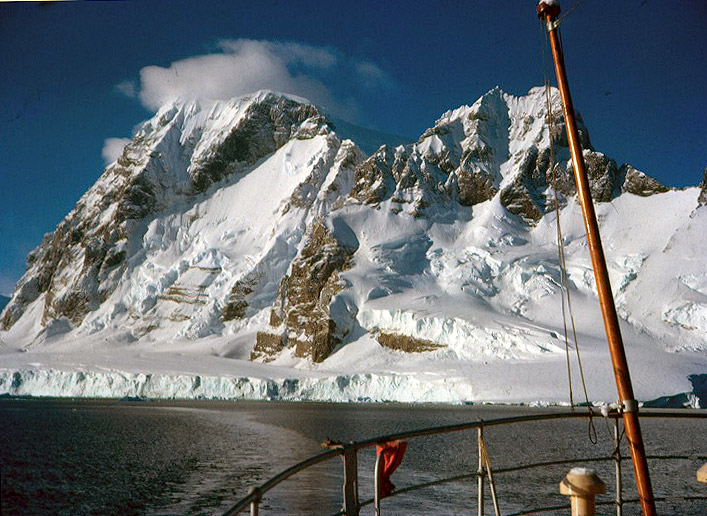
[2,88,706,405]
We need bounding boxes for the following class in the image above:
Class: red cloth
[376,441,408,498]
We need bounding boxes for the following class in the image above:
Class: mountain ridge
[2,86,705,405]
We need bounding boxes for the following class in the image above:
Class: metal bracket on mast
[621,399,639,414]
[538,1,561,32]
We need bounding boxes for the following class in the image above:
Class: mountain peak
[156,89,317,114]
[3,86,696,377]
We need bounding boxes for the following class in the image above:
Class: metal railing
[222,410,707,516]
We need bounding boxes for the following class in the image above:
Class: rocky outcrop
[350,146,396,205]
[342,87,654,225]
[583,151,621,202]
[1,92,329,333]
[499,146,554,223]
[457,167,498,206]
[221,273,261,322]
[619,164,669,197]
[498,151,668,224]
[251,332,285,361]
[1,163,137,330]
[190,95,326,193]
[377,333,446,353]
[698,166,707,207]
[255,221,358,362]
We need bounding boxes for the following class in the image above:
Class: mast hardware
[621,399,639,414]
[538,3,562,32]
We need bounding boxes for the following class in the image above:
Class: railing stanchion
[374,449,383,516]
[248,487,260,516]
[614,417,623,516]
[478,426,485,516]
[342,446,360,516]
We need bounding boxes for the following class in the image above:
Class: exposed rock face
[343,86,652,225]
[698,165,707,207]
[583,150,621,202]
[251,332,285,362]
[377,333,446,353]
[222,273,260,322]
[457,168,498,206]
[190,96,325,193]
[255,221,358,362]
[620,164,669,197]
[1,155,141,329]
[1,92,330,332]
[499,146,554,223]
[350,146,396,205]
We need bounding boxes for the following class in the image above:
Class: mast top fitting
[537,0,561,21]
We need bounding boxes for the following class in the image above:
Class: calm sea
[1,398,705,515]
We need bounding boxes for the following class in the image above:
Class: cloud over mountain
[101,137,131,165]
[121,39,393,121]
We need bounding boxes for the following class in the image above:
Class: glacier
[1,87,706,406]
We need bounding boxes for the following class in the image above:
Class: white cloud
[102,137,131,165]
[0,271,17,297]
[114,80,137,98]
[119,39,394,121]
[217,40,337,70]
[354,60,388,88]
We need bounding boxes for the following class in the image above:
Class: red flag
[375,440,408,498]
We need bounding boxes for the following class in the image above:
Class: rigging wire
[555,0,588,27]
[540,20,574,410]
[540,17,597,444]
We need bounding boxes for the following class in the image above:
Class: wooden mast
[536,2,657,515]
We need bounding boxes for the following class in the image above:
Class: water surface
[1,399,705,515]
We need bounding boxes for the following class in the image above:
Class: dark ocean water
[1,399,705,516]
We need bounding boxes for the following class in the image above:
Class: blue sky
[1,0,706,296]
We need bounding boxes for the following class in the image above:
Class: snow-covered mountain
[2,87,706,405]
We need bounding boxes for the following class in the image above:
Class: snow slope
[1,88,706,406]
